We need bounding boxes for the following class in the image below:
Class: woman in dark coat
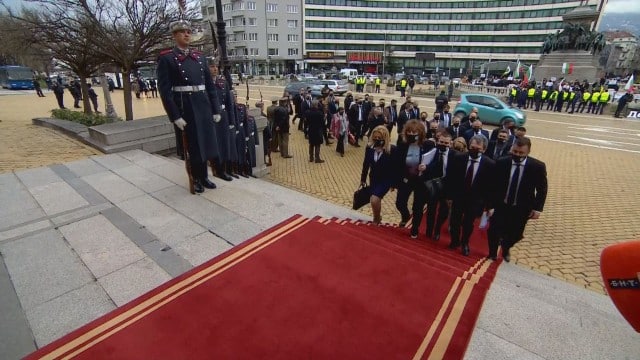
[360,125,396,224]
[306,99,327,163]
[392,119,436,236]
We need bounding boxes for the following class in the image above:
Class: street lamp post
[382,31,387,75]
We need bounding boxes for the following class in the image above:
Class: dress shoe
[309,158,314,162]
[448,242,460,249]
[239,171,249,178]
[193,180,204,193]
[315,159,325,163]
[398,221,407,227]
[486,255,497,261]
[410,228,418,239]
[282,155,293,159]
[461,245,470,256]
[503,254,511,262]
[216,173,233,181]
[433,232,440,241]
[202,179,217,189]
[229,172,240,179]
[353,143,361,147]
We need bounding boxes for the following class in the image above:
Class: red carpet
[27,214,500,360]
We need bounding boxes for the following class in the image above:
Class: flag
[625,74,635,90]
[502,66,511,77]
[562,63,573,75]
[514,60,521,79]
[527,65,534,82]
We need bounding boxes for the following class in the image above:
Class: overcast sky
[602,0,640,13]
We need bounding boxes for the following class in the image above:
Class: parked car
[230,74,241,86]
[452,78,462,86]
[453,93,526,127]
[310,79,349,96]
[284,80,320,96]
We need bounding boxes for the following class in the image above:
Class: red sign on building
[347,51,383,65]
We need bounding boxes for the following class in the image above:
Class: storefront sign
[306,51,334,59]
[347,51,382,65]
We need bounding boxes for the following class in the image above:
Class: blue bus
[0,65,35,90]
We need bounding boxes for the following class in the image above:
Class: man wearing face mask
[487,137,547,262]
[347,96,365,147]
[447,135,495,256]
[463,120,489,144]
[301,94,313,138]
[486,129,512,160]
[396,102,417,144]
[383,99,398,134]
[424,132,457,240]
[440,104,452,128]
[447,116,463,139]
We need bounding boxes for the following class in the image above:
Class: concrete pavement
[0,150,637,359]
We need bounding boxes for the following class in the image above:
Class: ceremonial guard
[157,20,220,193]
[209,63,237,181]
[233,90,250,177]
[245,106,260,176]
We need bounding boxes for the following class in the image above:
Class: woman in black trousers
[360,126,396,224]
[393,120,435,237]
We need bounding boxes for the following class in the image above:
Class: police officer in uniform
[157,20,220,193]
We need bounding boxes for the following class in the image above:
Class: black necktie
[454,126,458,137]
[465,159,476,190]
[438,151,446,176]
[507,163,521,205]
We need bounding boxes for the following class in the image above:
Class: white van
[340,68,358,81]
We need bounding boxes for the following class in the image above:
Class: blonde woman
[452,137,467,153]
[360,126,395,224]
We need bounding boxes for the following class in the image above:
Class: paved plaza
[2,85,640,295]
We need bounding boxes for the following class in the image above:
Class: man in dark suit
[396,102,416,144]
[489,119,515,141]
[458,110,477,135]
[463,120,490,144]
[424,132,458,240]
[447,115,463,140]
[300,94,313,136]
[440,104,452,128]
[487,136,547,261]
[293,88,305,128]
[383,99,398,134]
[348,96,365,147]
[447,135,496,256]
[486,129,512,160]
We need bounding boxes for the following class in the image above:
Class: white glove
[213,114,221,122]
[221,104,226,110]
[174,118,187,130]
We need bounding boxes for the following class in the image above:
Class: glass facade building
[303,0,605,76]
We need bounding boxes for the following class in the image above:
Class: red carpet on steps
[27,214,500,360]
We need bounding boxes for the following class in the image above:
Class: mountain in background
[598,12,640,36]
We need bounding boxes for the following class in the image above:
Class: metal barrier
[459,84,510,96]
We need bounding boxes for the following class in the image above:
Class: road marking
[567,136,640,147]
[567,131,640,142]
[567,126,636,136]
[527,117,640,129]
[528,135,640,154]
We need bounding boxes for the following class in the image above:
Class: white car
[314,79,349,96]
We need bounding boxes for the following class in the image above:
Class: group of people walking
[360,116,547,262]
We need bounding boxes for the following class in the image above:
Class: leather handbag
[348,132,357,145]
[424,177,444,201]
[352,185,372,210]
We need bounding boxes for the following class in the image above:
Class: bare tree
[0,13,54,74]
[75,0,186,121]
[3,3,106,114]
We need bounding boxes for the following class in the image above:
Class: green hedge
[51,108,121,127]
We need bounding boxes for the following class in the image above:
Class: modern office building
[201,0,304,75]
[303,0,606,77]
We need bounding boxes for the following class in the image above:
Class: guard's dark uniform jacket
[213,75,237,163]
[246,114,259,168]
[235,103,249,166]
[157,47,220,180]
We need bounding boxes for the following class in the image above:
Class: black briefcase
[352,185,372,210]
[424,177,444,201]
